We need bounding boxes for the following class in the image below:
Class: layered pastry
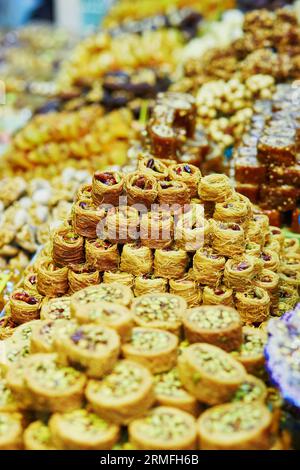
[10,289,41,325]
[40,296,71,321]
[125,172,158,208]
[49,409,120,450]
[157,180,190,207]
[154,247,189,280]
[122,327,178,374]
[0,377,18,412]
[213,199,250,228]
[138,156,168,181]
[197,402,273,450]
[37,258,68,296]
[103,271,134,288]
[23,273,39,295]
[232,375,267,404]
[198,174,233,203]
[182,306,243,352]
[268,227,284,249]
[254,270,279,311]
[148,122,179,159]
[224,255,263,292]
[193,248,225,287]
[275,284,298,317]
[154,368,199,416]
[169,276,201,307]
[24,421,57,450]
[211,221,245,257]
[0,412,23,450]
[85,239,119,272]
[120,243,153,276]
[175,205,209,252]
[134,275,168,297]
[71,283,133,312]
[279,268,300,290]
[168,163,201,198]
[283,237,299,254]
[259,249,280,272]
[73,199,107,239]
[6,357,34,409]
[128,406,197,450]
[68,263,100,293]
[178,343,246,405]
[86,360,155,425]
[76,183,93,201]
[132,293,186,336]
[232,327,266,377]
[52,228,85,267]
[92,170,124,206]
[245,242,261,257]
[105,206,140,244]
[140,211,173,250]
[55,322,120,378]
[235,287,270,323]
[247,220,266,247]
[30,319,64,353]
[202,285,234,308]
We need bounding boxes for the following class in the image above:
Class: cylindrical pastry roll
[169,276,201,307]
[86,360,155,425]
[120,243,153,276]
[138,156,169,181]
[0,412,23,450]
[259,249,280,272]
[10,289,41,324]
[157,180,190,207]
[30,319,65,353]
[175,205,209,252]
[247,220,265,247]
[125,172,158,209]
[193,248,225,286]
[105,206,139,244]
[283,237,299,254]
[178,343,246,405]
[268,226,284,249]
[183,305,242,352]
[154,368,200,416]
[211,221,245,257]
[213,199,250,228]
[202,285,234,308]
[140,211,173,250]
[103,270,134,287]
[235,288,270,324]
[245,241,261,257]
[198,174,233,202]
[40,296,71,321]
[92,170,124,206]
[0,377,18,412]
[23,272,39,294]
[168,163,201,197]
[254,270,279,312]
[37,258,68,297]
[76,183,93,201]
[68,263,100,293]
[134,275,168,297]
[55,322,120,378]
[251,213,270,238]
[154,247,189,280]
[197,402,272,450]
[71,283,133,311]
[5,357,33,408]
[281,253,300,272]
[264,238,281,255]
[224,255,263,291]
[73,199,107,239]
[128,406,197,450]
[49,409,119,450]
[232,326,266,377]
[274,284,298,317]
[24,421,56,450]
[231,375,267,404]
[86,239,119,272]
[132,293,187,336]
[279,269,300,290]
[122,327,178,374]
[52,228,85,267]
[72,300,133,342]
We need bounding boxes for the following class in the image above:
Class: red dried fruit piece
[13,292,38,305]
[135,176,147,189]
[261,253,271,262]
[236,262,249,271]
[214,288,225,295]
[230,224,241,231]
[95,172,117,186]
[29,275,36,285]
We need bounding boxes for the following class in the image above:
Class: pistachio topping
[69,326,110,351]
[134,296,181,323]
[192,345,240,379]
[140,409,190,441]
[130,329,172,352]
[235,332,265,358]
[0,413,13,436]
[32,422,53,445]
[60,409,109,435]
[91,362,145,398]
[188,307,238,330]
[204,403,264,434]
[155,369,187,398]
[29,358,82,390]
[76,285,124,303]
[0,379,15,408]
[232,378,265,404]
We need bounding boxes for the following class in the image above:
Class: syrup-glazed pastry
[202,285,234,308]
[198,174,233,203]
[85,239,119,272]
[154,247,189,280]
[120,243,153,276]
[92,170,124,206]
[68,263,100,293]
[105,206,139,244]
[211,221,246,257]
[52,227,85,267]
[175,205,209,252]
[157,180,190,207]
[235,287,270,324]
[10,289,41,325]
[73,198,107,239]
[169,275,201,307]
[140,210,174,250]
[231,375,267,404]
[125,172,158,209]
[254,269,279,312]
[134,275,168,297]
[40,296,71,321]
[224,255,263,291]
[193,248,225,287]
[168,163,201,198]
[103,270,134,288]
[37,258,69,297]
[24,421,57,450]
[232,326,267,377]
[138,156,169,181]
[70,283,133,312]
[0,412,23,450]
[0,377,18,412]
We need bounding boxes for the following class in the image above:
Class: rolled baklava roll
[72,300,133,342]
[213,199,249,228]
[154,368,200,416]
[279,268,300,290]
[5,356,33,408]
[52,228,85,268]
[92,170,124,206]
[68,263,100,293]
[154,247,189,280]
[254,270,279,312]
[251,213,270,238]
[30,319,64,353]
[140,211,173,250]
[86,239,119,272]
[224,255,263,292]
[40,296,71,321]
[211,221,245,257]
[122,327,178,374]
[268,226,284,249]
[202,285,234,308]
[86,360,155,425]
[245,241,261,257]
[103,270,134,288]
[125,172,158,209]
[134,275,168,297]
[0,377,18,412]
[10,289,41,325]
[138,156,169,181]
[247,220,265,247]
[157,180,190,207]
[198,174,233,203]
[49,409,119,450]
[23,272,39,294]
[168,163,201,198]
[128,406,197,450]
[264,238,281,255]
[132,293,187,336]
[274,284,298,317]
[232,326,266,376]
[283,237,299,254]
[73,199,107,239]
[178,343,246,405]
[281,253,300,272]
[197,402,272,450]
[105,206,139,244]
[235,287,270,324]
[24,421,56,450]
[71,283,133,311]
[0,412,23,450]
[231,375,267,404]
[193,248,225,287]
[169,276,201,307]
[37,258,69,297]
[76,183,93,201]
[120,243,153,276]
[55,322,120,378]
[259,249,280,272]
[175,205,209,252]
[183,305,243,352]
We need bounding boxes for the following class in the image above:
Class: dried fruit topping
[146,158,155,169]
[29,275,37,285]
[261,253,271,262]
[183,165,191,173]
[236,262,249,272]
[14,291,38,305]
[95,172,117,186]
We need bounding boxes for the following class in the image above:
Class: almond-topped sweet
[86,360,155,425]
[197,402,273,450]
[24,421,57,450]
[122,327,178,373]
[70,283,133,314]
[232,326,266,377]
[0,412,23,450]
[183,305,242,352]
[40,296,71,321]
[132,293,187,336]
[129,406,197,450]
[49,409,120,450]
[178,343,246,405]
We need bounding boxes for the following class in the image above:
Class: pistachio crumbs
[204,403,263,434]
[135,296,181,323]
[131,329,172,352]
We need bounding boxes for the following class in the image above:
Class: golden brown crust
[85,240,119,272]
[52,228,85,267]
[154,248,189,280]
[37,258,69,297]
[120,243,153,276]
[92,170,124,206]
[125,172,158,208]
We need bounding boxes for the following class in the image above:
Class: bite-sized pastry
[0,377,18,412]
[281,253,300,272]
[68,263,100,293]
[193,248,225,287]
[235,287,270,324]
[157,180,190,207]
[169,275,201,307]
[10,289,41,325]
[202,285,234,308]
[259,249,280,272]
[257,134,296,166]
[52,228,85,267]
[128,406,197,450]
[283,237,299,254]
[251,213,270,238]
[92,170,124,206]
[245,241,261,257]
[279,268,300,290]
[274,284,298,317]
[105,206,139,244]
[232,326,266,377]
[0,412,23,450]
[71,283,133,313]
[85,239,119,272]
[132,293,186,336]
[183,305,242,352]
[213,199,250,229]
[40,296,71,321]
[76,183,93,201]
[154,247,189,280]
[122,327,178,374]
[134,275,168,297]
[86,360,155,425]
[268,226,284,249]
[24,421,57,450]
[197,402,273,450]
[264,238,281,255]
[198,174,233,202]
[247,220,266,247]
[254,270,279,312]
[30,319,74,354]
[224,255,263,292]
[120,243,153,276]
[23,272,39,294]
[37,258,69,297]
[125,172,158,209]
[140,210,173,250]
[156,92,197,137]
[138,156,169,181]
[211,221,245,257]
[73,198,107,239]
[49,409,120,450]
[103,270,134,288]
[168,163,201,197]
[175,205,209,252]
[231,375,267,404]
